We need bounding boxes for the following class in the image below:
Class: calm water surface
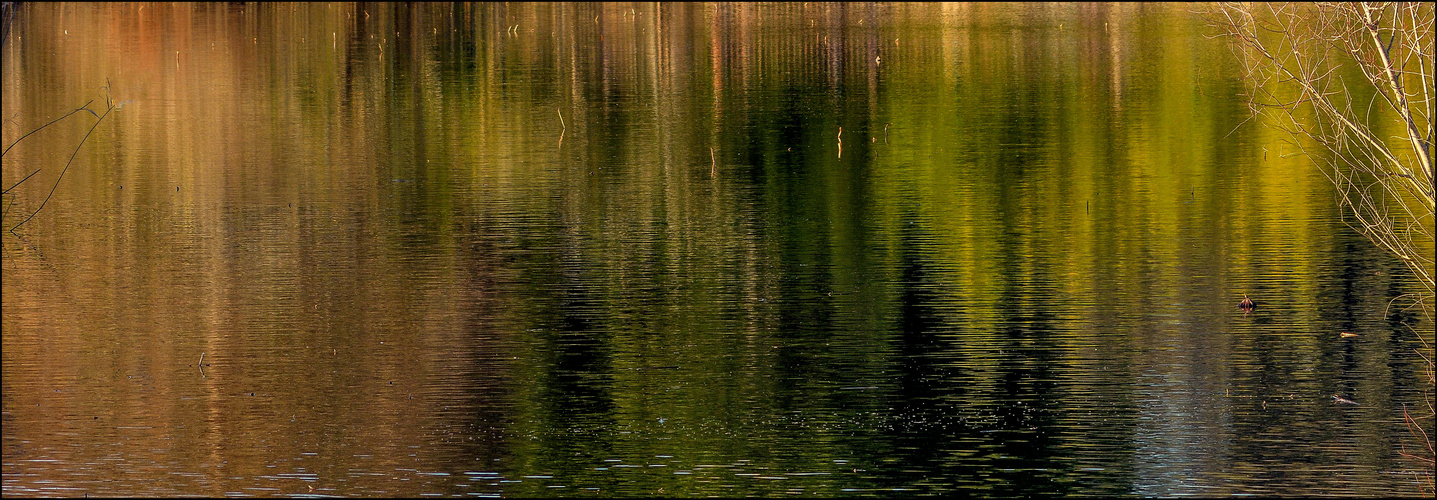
[3,3,1433,497]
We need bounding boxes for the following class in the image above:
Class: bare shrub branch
[1213,2,1434,298]
[1211,2,1434,492]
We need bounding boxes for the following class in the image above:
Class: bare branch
[1211,1,1435,297]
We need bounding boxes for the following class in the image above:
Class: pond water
[2,3,1432,497]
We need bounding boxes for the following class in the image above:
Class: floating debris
[1340,332,1358,338]
[1332,395,1360,405]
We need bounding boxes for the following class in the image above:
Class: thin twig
[2,168,43,195]
[1,99,96,158]
[10,103,115,233]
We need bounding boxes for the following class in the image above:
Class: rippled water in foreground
[3,3,1432,497]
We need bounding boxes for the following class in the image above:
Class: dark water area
[3,3,1432,497]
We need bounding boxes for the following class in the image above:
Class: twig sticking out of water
[1,99,97,160]
[557,108,566,149]
[1,100,98,195]
[3,168,43,197]
[10,96,116,234]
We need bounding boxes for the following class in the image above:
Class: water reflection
[3,2,1432,497]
